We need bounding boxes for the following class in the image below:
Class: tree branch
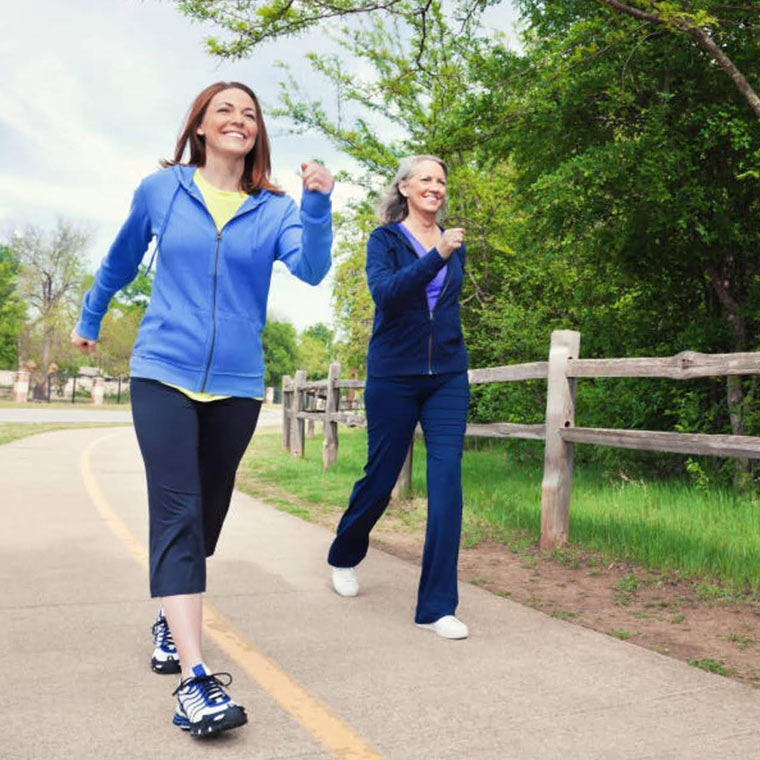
[598,0,760,119]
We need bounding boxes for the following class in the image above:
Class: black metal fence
[0,372,131,404]
[47,373,130,404]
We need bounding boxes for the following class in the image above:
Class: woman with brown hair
[71,81,333,738]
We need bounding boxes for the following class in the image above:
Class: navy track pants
[130,378,261,597]
[328,371,469,623]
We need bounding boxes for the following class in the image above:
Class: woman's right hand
[438,227,465,259]
[70,328,98,354]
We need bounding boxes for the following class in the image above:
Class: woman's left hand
[301,162,334,194]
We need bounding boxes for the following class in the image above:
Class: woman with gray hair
[328,155,470,639]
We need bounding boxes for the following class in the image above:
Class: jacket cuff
[75,310,102,341]
[425,247,448,274]
[301,187,333,219]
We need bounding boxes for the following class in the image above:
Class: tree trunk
[33,324,53,400]
[706,261,751,485]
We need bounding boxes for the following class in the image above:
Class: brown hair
[161,81,282,195]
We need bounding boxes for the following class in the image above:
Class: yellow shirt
[193,168,248,233]
[164,170,255,402]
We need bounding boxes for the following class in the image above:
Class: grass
[550,608,579,621]
[0,422,130,446]
[688,658,731,676]
[238,427,760,592]
[725,633,758,650]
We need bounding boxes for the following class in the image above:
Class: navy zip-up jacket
[365,224,468,377]
[75,165,332,397]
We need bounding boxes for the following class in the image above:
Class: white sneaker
[416,615,468,639]
[172,664,247,738]
[331,566,359,597]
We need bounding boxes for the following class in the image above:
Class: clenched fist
[70,328,97,354]
[438,227,465,259]
[301,162,333,194]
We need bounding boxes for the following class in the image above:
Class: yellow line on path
[80,431,383,760]
[81,433,149,571]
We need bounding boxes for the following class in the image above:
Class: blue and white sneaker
[151,609,180,674]
[172,664,247,738]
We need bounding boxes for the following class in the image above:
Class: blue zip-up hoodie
[365,224,468,377]
[76,165,332,397]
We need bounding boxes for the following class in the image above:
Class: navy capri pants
[130,378,261,597]
[328,370,469,623]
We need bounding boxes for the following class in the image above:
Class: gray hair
[376,155,449,224]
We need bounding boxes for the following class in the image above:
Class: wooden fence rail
[282,330,760,550]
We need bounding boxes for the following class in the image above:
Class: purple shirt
[397,223,448,312]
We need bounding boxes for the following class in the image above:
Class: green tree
[97,271,155,376]
[174,0,760,119]
[465,0,760,482]
[262,319,299,387]
[328,204,377,376]
[297,321,335,378]
[176,0,760,485]
[0,245,25,369]
[11,221,90,397]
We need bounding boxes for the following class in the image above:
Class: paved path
[2,426,759,760]
[0,404,283,427]
[0,407,133,423]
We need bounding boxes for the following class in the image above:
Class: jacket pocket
[141,307,208,370]
[212,312,263,378]
[435,309,465,353]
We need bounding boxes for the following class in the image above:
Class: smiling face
[400,159,447,217]
[196,87,258,162]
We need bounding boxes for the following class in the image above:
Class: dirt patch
[238,475,760,688]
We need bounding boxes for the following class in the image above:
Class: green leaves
[0,245,25,369]
[262,319,299,387]
[175,0,478,58]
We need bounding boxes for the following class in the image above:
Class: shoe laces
[173,671,233,704]
[151,615,176,650]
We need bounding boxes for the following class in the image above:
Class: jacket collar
[381,222,408,241]
[381,222,420,257]
[173,164,272,213]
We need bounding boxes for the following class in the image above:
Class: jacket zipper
[427,264,451,375]
[182,178,263,393]
[201,230,222,391]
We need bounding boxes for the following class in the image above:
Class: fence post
[11,370,30,403]
[306,389,316,439]
[322,362,341,470]
[540,329,581,551]
[91,376,105,405]
[391,441,413,502]
[281,375,292,451]
[290,369,306,457]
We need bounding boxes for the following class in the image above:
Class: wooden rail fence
[282,330,760,550]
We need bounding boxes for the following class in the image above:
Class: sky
[0,0,520,331]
